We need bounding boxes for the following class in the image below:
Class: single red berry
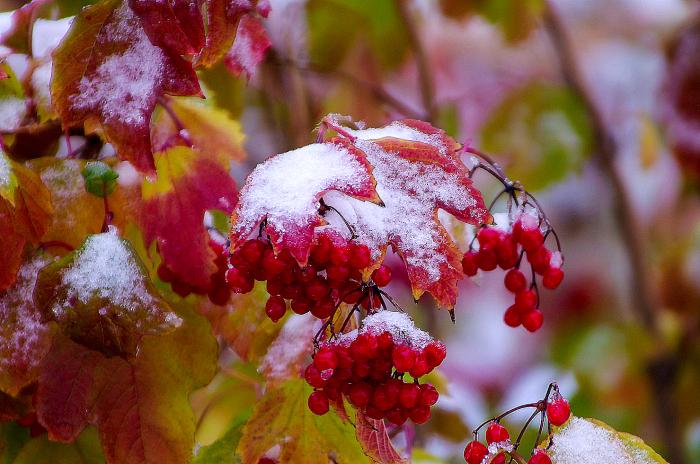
[543,267,564,289]
[330,244,350,264]
[528,450,552,464]
[208,285,230,306]
[377,331,394,351]
[419,384,439,406]
[291,298,311,314]
[226,267,254,293]
[522,309,544,332]
[372,384,398,411]
[326,265,350,286]
[409,352,430,377]
[310,236,332,266]
[240,239,266,265]
[348,382,373,407]
[306,277,330,300]
[350,333,378,361]
[528,246,552,274]
[462,251,479,276]
[463,441,488,464]
[157,264,174,283]
[477,227,502,249]
[265,295,286,322]
[308,391,329,415]
[314,347,338,370]
[365,406,385,420]
[261,249,287,278]
[504,269,527,293]
[477,248,498,271]
[409,405,431,424]
[514,289,537,312]
[280,284,302,300]
[424,341,446,368]
[399,382,421,409]
[519,228,544,253]
[503,305,521,328]
[392,345,416,372]
[265,279,282,296]
[486,422,510,444]
[547,396,571,426]
[371,265,392,287]
[349,243,371,269]
[496,236,519,269]
[386,408,408,426]
[352,361,371,379]
[311,297,335,319]
[492,454,506,464]
[304,364,326,388]
[296,265,318,283]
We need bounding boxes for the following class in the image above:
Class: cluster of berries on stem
[463,382,571,464]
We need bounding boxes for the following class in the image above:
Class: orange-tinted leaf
[356,411,407,464]
[51,0,201,174]
[224,14,271,79]
[140,145,238,289]
[33,228,181,357]
[36,305,217,464]
[128,0,204,56]
[324,117,490,308]
[230,138,380,265]
[0,254,55,396]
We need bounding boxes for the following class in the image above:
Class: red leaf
[224,14,271,79]
[356,411,407,464]
[230,137,381,265]
[128,0,205,56]
[196,0,263,67]
[51,0,201,174]
[0,0,50,55]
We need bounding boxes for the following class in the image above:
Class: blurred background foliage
[1,0,699,462]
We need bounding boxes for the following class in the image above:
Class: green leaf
[237,379,370,464]
[481,83,593,191]
[13,427,104,464]
[192,413,250,464]
[81,161,119,198]
[0,422,30,464]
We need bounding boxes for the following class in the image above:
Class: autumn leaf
[36,304,218,464]
[230,138,380,265]
[0,254,55,396]
[51,0,201,174]
[139,145,238,289]
[258,314,316,386]
[0,0,50,55]
[0,151,53,291]
[33,228,182,357]
[0,63,28,133]
[324,117,490,308]
[12,427,104,464]
[237,379,370,464]
[224,14,271,79]
[128,0,205,56]
[191,413,249,464]
[355,411,407,464]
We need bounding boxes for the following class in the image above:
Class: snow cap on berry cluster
[360,310,434,350]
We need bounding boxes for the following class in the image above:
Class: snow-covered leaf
[259,314,316,385]
[224,14,271,79]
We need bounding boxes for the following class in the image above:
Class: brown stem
[394,0,436,122]
[543,3,683,462]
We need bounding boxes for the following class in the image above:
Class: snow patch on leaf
[0,97,26,131]
[0,150,10,187]
[224,14,271,79]
[259,313,317,383]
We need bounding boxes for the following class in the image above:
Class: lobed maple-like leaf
[36,305,217,464]
[355,411,407,464]
[237,379,370,464]
[128,0,205,56]
[51,0,201,174]
[33,228,182,357]
[0,151,53,291]
[230,138,381,265]
[224,14,271,79]
[0,254,54,396]
[323,118,490,308]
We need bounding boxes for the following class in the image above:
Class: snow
[259,313,317,380]
[36,159,85,204]
[32,17,73,58]
[72,3,165,126]
[53,227,181,330]
[361,310,433,350]
[0,97,26,131]
[31,61,52,111]
[548,417,656,464]
[0,152,11,188]
[233,142,372,239]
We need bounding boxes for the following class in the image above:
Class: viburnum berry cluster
[225,229,392,322]
[461,148,564,332]
[304,311,445,425]
[464,383,571,464]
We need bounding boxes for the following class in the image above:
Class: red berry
[409,352,430,377]
[265,296,286,322]
[352,361,371,379]
[496,236,519,269]
[308,391,329,415]
[464,441,488,464]
[377,331,394,351]
[314,347,338,370]
[371,265,392,287]
[240,239,266,265]
[265,279,282,296]
[291,298,311,314]
[310,236,332,266]
[504,269,527,293]
[350,334,378,361]
[157,264,174,283]
[365,406,385,420]
[477,227,502,249]
[486,422,510,444]
[306,277,330,300]
[503,305,521,327]
[304,364,326,388]
[311,297,335,319]
[462,251,479,276]
[419,384,439,406]
[330,244,350,264]
[326,265,350,286]
[424,341,446,368]
[543,267,564,289]
[409,405,431,424]
[476,248,498,271]
[349,243,371,269]
[399,382,421,409]
[528,246,552,274]
[392,346,416,372]
[519,228,544,253]
[208,285,230,305]
[226,267,254,293]
[386,408,408,425]
[522,309,544,332]
[528,450,552,464]
[171,280,192,297]
[547,396,571,426]
[296,265,317,283]
[372,384,397,411]
[261,249,287,277]
[493,454,506,464]
[280,284,302,300]
[514,289,537,312]
[348,382,373,407]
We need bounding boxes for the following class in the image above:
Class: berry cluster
[461,210,564,332]
[158,239,231,305]
[463,384,571,464]
[225,232,392,322]
[304,311,445,425]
